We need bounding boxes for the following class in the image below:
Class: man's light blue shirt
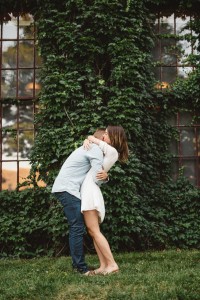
[51,144,103,200]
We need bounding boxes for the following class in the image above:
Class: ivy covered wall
[0,0,200,257]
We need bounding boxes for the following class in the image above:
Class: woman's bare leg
[93,240,107,273]
[83,211,107,272]
[83,210,119,273]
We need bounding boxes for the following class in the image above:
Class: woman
[81,125,129,275]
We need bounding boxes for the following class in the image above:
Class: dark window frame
[0,13,41,191]
[153,13,200,186]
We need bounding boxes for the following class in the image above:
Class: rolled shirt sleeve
[86,144,104,185]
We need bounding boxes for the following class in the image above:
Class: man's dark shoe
[88,265,96,271]
[82,270,95,276]
[73,265,96,273]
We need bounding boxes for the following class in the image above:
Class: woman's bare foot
[102,269,119,275]
[103,264,119,275]
[94,267,106,274]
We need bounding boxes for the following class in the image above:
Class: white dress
[81,141,118,223]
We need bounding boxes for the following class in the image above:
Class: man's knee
[70,223,85,235]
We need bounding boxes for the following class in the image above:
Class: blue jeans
[54,191,88,273]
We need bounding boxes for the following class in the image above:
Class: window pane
[176,16,190,35]
[182,159,197,185]
[19,15,34,39]
[177,40,192,64]
[177,67,193,79]
[18,162,46,190]
[161,66,177,84]
[2,131,17,160]
[161,38,177,65]
[2,41,17,68]
[160,15,174,34]
[180,128,196,156]
[19,131,34,159]
[2,103,17,128]
[2,16,17,39]
[18,69,34,97]
[1,70,17,98]
[19,101,34,129]
[19,161,31,185]
[179,112,193,125]
[19,41,34,68]
[2,162,17,190]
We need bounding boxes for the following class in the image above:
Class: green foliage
[0,164,199,258]
[140,177,200,249]
[1,0,200,257]
[0,188,69,257]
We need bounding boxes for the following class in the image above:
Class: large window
[169,112,200,186]
[0,14,42,190]
[153,13,200,186]
[153,13,198,87]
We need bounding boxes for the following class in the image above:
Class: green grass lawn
[0,250,199,300]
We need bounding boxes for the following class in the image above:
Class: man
[52,129,107,276]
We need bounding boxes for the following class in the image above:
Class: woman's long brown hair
[107,125,129,162]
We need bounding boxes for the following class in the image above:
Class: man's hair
[93,128,106,140]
